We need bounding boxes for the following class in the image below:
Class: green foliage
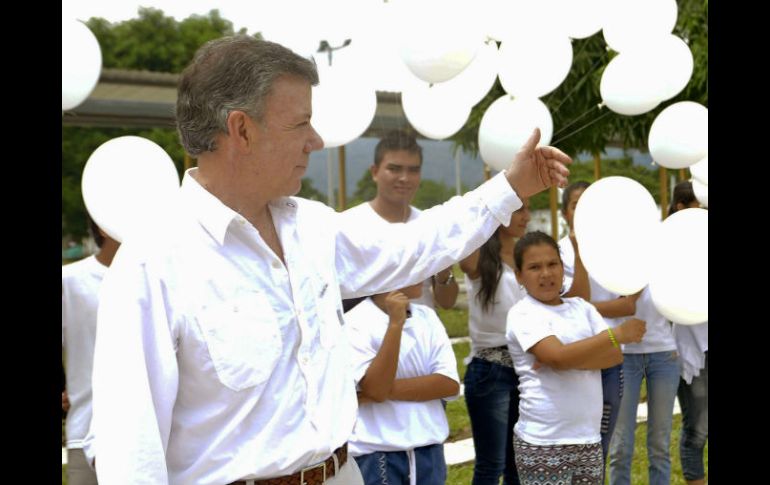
[85,8,245,73]
[412,179,458,210]
[298,178,326,202]
[449,0,708,158]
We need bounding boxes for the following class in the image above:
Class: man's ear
[370,164,379,180]
[225,110,252,151]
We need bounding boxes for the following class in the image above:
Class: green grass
[437,307,470,338]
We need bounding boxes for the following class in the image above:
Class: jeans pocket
[464,358,500,397]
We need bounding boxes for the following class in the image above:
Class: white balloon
[649,208,708,324]
[648,102,708,168]
[311,53,377,148]
[574,176,660,295]
[438,40,500,108]
[81,136,180,242]
[557,0,605,39]
[478,96,553,172]
[498,33,573,98]
[62,18,102,111]
[482,0,569,43]
[689,156,708,185]
[624,34,694,102]
[397,0,484,84]
[600,53,661,116]
[402,85,471,140]
[602,0,678,52]
[691,178,708,208]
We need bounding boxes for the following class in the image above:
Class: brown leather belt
[230,443,348,485]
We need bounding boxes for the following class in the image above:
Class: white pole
[327,148,335,207]
[454,149,462,196]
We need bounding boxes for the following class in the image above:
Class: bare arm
[593,291,642,318]
[357,292,409,403]
[387,374,460,402]
[459,249,481,280]
[432,266,459,309]
[563,233,590,300]
[530,318,646,370]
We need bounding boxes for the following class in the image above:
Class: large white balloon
[311,53,377,148]
[691,178,708,208]
[574,176,660,295]
[478,96,553,172]
[648,102,708,169]
[62,18,102,111]
[401,85,471,140]
[438,40,500,108]
[498,33,573,98]
[556,0,605,39]
[602,0,678,52]
[622,35,694,102]
[689,156,708,185]
[397,0,484,84]
[649,208,708,324]
[600,53,661,116]
[81,136,180,242]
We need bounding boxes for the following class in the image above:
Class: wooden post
[550,186,559,240]
[484,164,491,181]
[337,145,347,211]
[660,166,669,219]
[593,151,601,181]
[184,153,193,170]
[678,168,686,181]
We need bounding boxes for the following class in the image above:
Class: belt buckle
[299,460,326,485]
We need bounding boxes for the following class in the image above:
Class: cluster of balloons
[574,177,707,325]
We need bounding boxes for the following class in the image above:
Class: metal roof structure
[62,68,409,138]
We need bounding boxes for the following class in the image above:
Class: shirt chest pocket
[196,292,282,392]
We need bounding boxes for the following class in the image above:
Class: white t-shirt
[506,295,607,445]
[341,203,435,308]
[559,235,622,331]
[466,263,526,355]
[62,255,107,449]
[623,286,677,354]
[345,299,460,456]
[674,321,708,384]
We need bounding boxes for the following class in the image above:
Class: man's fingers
[519,127,541,155]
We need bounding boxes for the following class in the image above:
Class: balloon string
[550,57,604,116]
[552,103,600,139]
[552,109,612,146]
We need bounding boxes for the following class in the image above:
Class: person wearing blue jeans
[600,364,623,461]
[609,287,680,485]
[460,201,538,485]
[464,357,520,485]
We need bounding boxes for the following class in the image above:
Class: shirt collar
[180,168,300,246]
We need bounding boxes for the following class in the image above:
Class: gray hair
[176,35,319,156]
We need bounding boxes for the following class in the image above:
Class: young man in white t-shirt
[341,130,458,312]
[345,282,460,485]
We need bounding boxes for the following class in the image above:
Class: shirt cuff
[476,171,523,226]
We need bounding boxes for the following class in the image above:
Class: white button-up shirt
[91,168,521,485]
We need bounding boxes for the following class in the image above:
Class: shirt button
[272,261,281,269]
[301,356,309,365]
